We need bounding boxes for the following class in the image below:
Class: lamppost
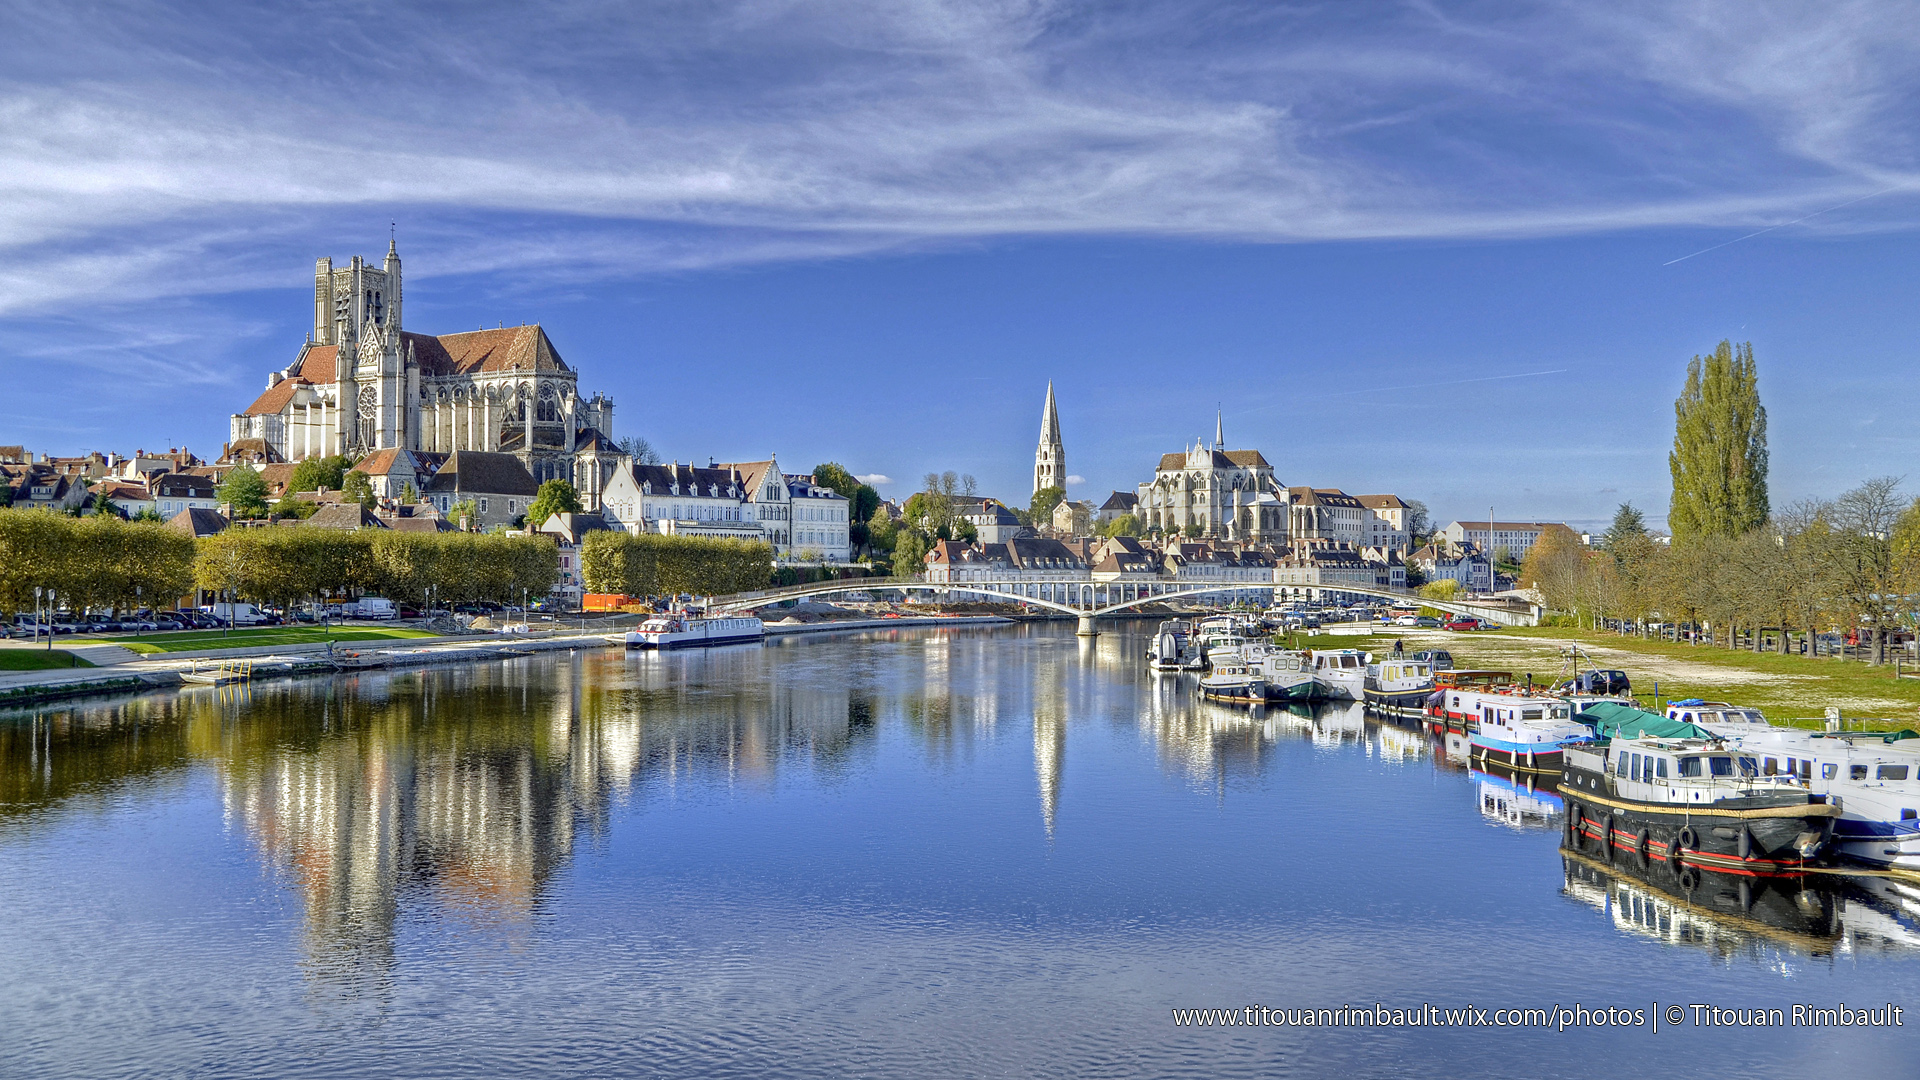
[134,586,142,638]
[33,586,43,650]
[45,589,56,652]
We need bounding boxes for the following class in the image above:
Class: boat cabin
[1665,700,1768,727]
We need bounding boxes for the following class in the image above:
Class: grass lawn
[64,626,441,655]
[1270,625,1920,730]
[0,649,95,670]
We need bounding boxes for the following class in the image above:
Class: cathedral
[230,243,621,506]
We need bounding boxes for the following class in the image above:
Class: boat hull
[1200,678,1265,702]
[1364,687,1432,718]
[1561,788,1837,878]
[1830,819,1920,871]
[1469,737,1568,774]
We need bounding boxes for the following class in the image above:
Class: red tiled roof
[404,326,569,376]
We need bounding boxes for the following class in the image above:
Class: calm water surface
[2,624,1917,1078]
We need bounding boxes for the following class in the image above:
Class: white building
[1356,494,1412,555]
[1439,520,1568,562]
[599,456,853,562]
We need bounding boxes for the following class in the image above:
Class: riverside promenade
[0,614,1015,708]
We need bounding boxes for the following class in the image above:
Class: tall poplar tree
[1668,340,1768,543]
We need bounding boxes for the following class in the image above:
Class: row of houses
[924,534,1409,605]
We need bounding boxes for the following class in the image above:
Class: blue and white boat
[1464,691,1591,774]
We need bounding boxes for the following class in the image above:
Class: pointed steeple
[1214,406,1224,450]
[1034,381,1065,496]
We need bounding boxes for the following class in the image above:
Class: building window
[480,498,489,512]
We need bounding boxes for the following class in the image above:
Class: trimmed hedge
[580,532,774,598]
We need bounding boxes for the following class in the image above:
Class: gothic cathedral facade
[230,243,622,505]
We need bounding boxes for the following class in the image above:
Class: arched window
[357,386,378,448]
[536,388,561,423]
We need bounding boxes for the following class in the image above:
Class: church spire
[1214,406,1224,450]
[1034,381,1065,496]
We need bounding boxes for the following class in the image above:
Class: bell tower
[1034,381,1065,496]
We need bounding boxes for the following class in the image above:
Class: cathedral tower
[1034,381,1065,495]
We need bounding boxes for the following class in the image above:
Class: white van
[350,597,398,620]
[205,603,267,626]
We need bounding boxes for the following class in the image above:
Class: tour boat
[1198,661,1265,703]
[1560,708,1838,879]
[624,613,765,650]
[1467,693,1591,773]
[1362,657,1435,717]
[1308,649,1371,700]
[1256,649,1319,702]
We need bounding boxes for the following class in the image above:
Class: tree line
[1518,341,1918,663]
[194,529,558,608]
[0,510,196,615]
[580,532,775,598]
[0,507,559,613]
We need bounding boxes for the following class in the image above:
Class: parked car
[1442,617,1484,631]
[1411,649,1454,671]
[1412,616,1441,628]
[1394,614,1420,626]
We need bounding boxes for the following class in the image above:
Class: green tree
[1182,522,1203,539]
[526,478,584,530]
[1669,340,1768,543]
[1029,485,1065,527]
[340,471,376,509]
[811,463,880,546]
[448,499,478,531]
[131,505,165,523]
[891,529,929,579]
[399,481,419,504]
[287,454,354,495]
[1104,513,1141,538]
[217,467,270,519]
[866,507,899,554]
[1600,502,1648,554]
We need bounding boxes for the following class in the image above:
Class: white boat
[1198,661,1265,703]
[1363,657,1434,717]
[1665,703,1920,871]
[1147,619,1204,671]
[1308,649,1370,700]
[625,613,765,650]
[1255,649,1318,702]
[1466,693,1590,773]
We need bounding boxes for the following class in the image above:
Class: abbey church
[230,243,621,504]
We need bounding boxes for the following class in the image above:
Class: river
[2,623,1915,1078]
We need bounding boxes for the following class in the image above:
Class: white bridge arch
[707,575,1538,628]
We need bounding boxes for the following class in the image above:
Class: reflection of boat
[624,614,765,649]
[1468,693,1590,773]
[1308,649,1369,700]
[1476,769,1563,829]
[1561,852,1858,958]
[1198,661,1264,703]
[1363,658,1433,717]
[1563,732,1838,879]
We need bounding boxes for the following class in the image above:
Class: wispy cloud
[857,474,893,486]
[4,0,1920,315]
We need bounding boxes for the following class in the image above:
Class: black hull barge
[1561,741,1836,881]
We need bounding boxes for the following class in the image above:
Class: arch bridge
[708,575,1538,634]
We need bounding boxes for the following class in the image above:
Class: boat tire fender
[1633,827,1650,869]
[1564,803,1581,849]
[1676,825,1698,852]
[1600,815,1615,863]
[1677,865,1701,892]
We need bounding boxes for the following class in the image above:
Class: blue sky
[4,0,1918,529]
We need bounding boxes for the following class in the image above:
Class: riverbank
[0,614,1022,709]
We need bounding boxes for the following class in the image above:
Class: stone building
[230,243,621,506]
[1134,417,1284,541]
[1034,382,1065,496]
